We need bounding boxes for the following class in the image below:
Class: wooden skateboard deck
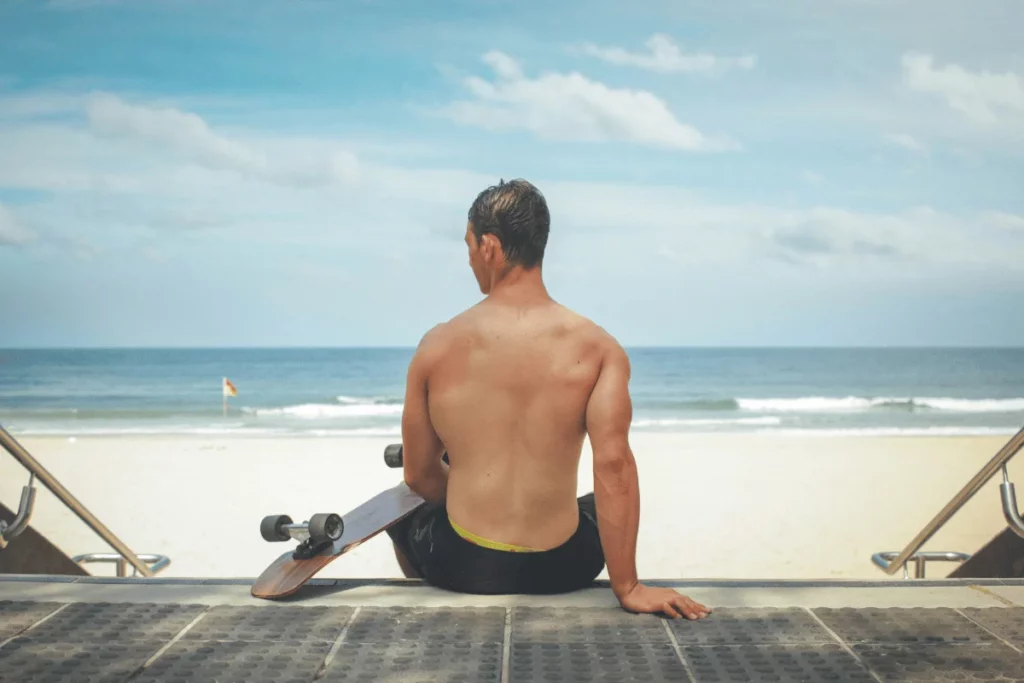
[252,482,426,599]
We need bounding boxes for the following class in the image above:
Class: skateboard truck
[252,443,432,600]
[384,443,403,468]
[383,443,448,468]
[260,512,344,560]
[257,445,413,561]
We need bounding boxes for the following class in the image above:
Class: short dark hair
[467,179,550,269]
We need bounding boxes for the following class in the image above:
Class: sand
[1,433,1021,581]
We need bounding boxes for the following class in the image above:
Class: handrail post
[880,426,1024,576]
[913,557,925,579]
[0,423,155,577]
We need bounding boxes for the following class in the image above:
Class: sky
[0,0,1022,348]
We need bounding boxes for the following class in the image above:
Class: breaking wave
[734,397,1024,413]
[757,427,1018,437]
[244,395,403,419]
[632,417,782,428]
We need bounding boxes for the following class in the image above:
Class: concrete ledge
[5,575,1024,587]
[1,576,1019,609]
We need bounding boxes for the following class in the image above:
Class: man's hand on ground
[617,583,711,620]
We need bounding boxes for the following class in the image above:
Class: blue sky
[0,0,1022,347]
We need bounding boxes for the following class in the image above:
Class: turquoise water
[0,348,1022,437]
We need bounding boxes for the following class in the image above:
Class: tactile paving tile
[669,608,834,645]
[0,601,64,641]
[854,643,1024,682]
[961,607,1024,647]
[511,607,669,643]
[133,639,332,683]
[26,602,205,644]
[184,605,353,642]
[321,641,502,683]
[0,637,162,683]
[345,607,505,644]
[681,644,875,682]
[814,607,996,644]
[510,643,688,682]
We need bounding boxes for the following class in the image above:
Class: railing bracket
[71,553,171,577]
[0,472,37,550]
[872,551,971,579]
[1000,466,1024,539]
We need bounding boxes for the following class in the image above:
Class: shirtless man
[386,179,711,620]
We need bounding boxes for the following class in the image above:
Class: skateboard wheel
[308,513,343,544]
[260,514,293,542]
[384,443,403,468]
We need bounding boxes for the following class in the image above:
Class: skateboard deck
[252,481,426,599]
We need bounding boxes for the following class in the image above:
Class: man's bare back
[391,179,710,620]
[426,298,605,550]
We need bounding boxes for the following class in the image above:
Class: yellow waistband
[448,516,543,553]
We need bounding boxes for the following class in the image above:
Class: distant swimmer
[388,179,711,620]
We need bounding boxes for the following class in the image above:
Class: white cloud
[579,34,757,75]
[0,92,86,120]
[535,183,1021,271]
[802,170,824,185]
[982,211,1024,233]
[902,53,1024,125]
[885,132,928,153]
[0,203,35,246]
[1,89,1020,276]
[85,93,359,186]
[441,51,737,152]
[87,93,269,173]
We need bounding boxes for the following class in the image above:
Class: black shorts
[386,493,605,595]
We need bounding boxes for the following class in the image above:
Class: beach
[2,433,1020,581]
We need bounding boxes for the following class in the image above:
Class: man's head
[465,179,550,293]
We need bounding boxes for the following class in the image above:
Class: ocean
[1,348,1022,438]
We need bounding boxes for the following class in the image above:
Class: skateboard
[251,443,425,599]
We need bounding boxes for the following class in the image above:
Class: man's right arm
[586,339,711,620]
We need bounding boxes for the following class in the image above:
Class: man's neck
[486,265,551,305]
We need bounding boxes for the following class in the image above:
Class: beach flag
[222,377,237,417]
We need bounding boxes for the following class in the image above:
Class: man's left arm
[401,327,448,504]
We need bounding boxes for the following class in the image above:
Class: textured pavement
[1,577,1023,682]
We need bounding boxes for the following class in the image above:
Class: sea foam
[632,417,782,428]
[244,401,403,419]
[736,396,1024,413]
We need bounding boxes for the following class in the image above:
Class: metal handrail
[871,551,971,579]
[875,425,1024,576]
[0,423,156,577]
[71,553,170,577]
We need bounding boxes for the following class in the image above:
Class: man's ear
[481,234,501,263]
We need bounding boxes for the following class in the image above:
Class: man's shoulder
[556,305,621,350]
[415,320,455,353]
[416,305,624,359]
